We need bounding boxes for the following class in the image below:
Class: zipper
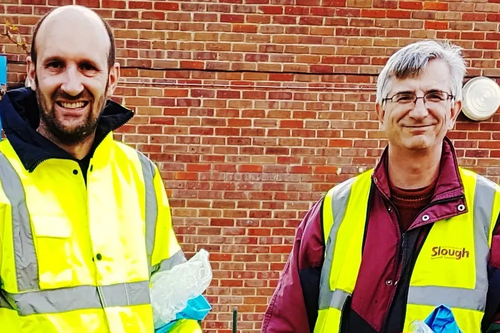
[382,201,405,330]
[380,194,463,332]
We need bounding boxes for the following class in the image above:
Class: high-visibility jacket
[314,168,500,333]
[0,134,200,332]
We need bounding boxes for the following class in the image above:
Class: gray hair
[376,40,467,104]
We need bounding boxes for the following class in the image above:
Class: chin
[402,138,432,151]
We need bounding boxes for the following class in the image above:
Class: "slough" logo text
[431,247,469,260]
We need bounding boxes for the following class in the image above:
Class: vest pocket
[32,216,75,289]
[32,216,71,238]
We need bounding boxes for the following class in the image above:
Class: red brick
[221,14,245,23]
[361,9,386,17]
[486,33,500,40]
[311,7,335,16]
[129,1,151,9]
[487,14,500,22]
[323,0,347,5]
[461,32,486,40]
[425,21,448,30]
[475,41,498,49]
[336,27,361,36]
[75,0,101,7]
[259,5,283,14]
[423,2,447,10]
[299,16,323,25]
[310,65,334,73]
[399,1,422,9]
[386,9,411,18]
[286,6,310,15]
[462,13,486,21]
[233,24,258,33]
[154,2,179,10]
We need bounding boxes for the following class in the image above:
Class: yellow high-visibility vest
[314,168,500,333]
[0,134,198,332]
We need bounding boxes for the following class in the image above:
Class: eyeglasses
[382,90,454,105]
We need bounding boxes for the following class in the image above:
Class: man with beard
[0,5,202,333]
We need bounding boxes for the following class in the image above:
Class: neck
[387,144,442,190]
[37,125,95,160]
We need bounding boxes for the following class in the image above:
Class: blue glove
[424,304,462,333]
[155,295,211,333]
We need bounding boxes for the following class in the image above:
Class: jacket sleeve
[261,198,325,333]
[150,165,202,332]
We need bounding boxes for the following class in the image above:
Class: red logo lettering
[431,246,469,260]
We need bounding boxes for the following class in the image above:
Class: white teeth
[59,102,85,109]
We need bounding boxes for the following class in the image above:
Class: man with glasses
[262,40,500,333]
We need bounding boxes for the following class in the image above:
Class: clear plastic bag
[410,320,435,333]
[150,249,212,329]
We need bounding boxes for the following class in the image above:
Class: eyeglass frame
[382,90,455,106]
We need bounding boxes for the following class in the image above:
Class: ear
[106,62,120,97]
[376,103,386,130]
[448,100,462,130]
[26,56,36,91]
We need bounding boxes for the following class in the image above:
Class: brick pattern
[2,0,500,332]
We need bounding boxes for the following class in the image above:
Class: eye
[46,61,64,70]
[425,91,446,102]
[394,93,414,103]
[80,62,97,71]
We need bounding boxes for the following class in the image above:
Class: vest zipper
[380,198,405,333]
[380,194,463,332]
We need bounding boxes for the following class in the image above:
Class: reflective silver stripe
[408,286,484,311]
[407,174,495,311]
[0,152,39,292]
[318,177,355,310]
[328,289,350,311]
[153,250,187,275]
[137,152,159,276]
[2,281,150,316]
[473,175,495,291]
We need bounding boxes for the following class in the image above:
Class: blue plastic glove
[424,304,463,333]
[155,295,211,333]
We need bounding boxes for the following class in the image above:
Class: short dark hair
[30,7,116,69]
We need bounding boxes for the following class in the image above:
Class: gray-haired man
[262,40,500,333]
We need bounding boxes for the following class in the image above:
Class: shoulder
[459,167,500,194]
[113,141,156,166]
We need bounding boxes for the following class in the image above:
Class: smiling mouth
[405,125,433,128]
[56,101,89,109]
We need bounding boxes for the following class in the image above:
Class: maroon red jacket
[262,138,500,333]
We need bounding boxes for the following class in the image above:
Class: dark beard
[36,87,105,146]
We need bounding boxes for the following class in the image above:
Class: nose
[408,97,428,120]
[61,65,84,97]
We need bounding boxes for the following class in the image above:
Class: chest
[4,158,150,292]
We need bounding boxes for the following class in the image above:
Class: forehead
[35,12,109,66]
[387,59,451,95]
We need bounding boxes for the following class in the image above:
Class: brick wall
[2,0,500,331]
